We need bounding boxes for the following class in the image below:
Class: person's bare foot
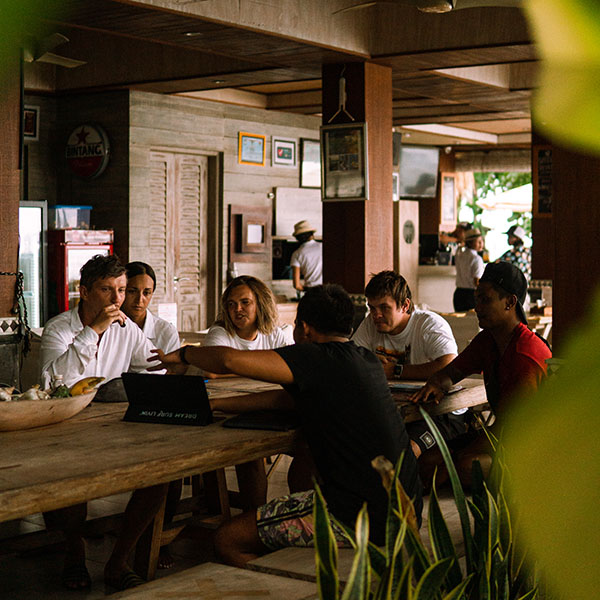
[158,545,175,569]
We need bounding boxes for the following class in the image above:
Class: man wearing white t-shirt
[352,270,466,464]
[290,220,322,291]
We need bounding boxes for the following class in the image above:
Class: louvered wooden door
[149,151,208,331]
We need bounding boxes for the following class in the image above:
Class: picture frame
[392,172,399,201]
[299,138,321,188]
[23,105,40,141]
[440,173,457,226]
[272,137,296,167]
[238,132,266,166]
[321,122,368,201]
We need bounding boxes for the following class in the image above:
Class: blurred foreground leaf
[526,0,600,153]
[504,292,600,599]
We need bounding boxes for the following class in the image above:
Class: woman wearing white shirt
[122,262,180,353]
[453,229,485,312]
[204,275,292,511]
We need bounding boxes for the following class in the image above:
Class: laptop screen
[121,372,212,426]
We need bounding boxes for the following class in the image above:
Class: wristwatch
[179,345,190,365]
[393,361,404,380]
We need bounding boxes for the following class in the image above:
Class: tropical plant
[313,411,545,600]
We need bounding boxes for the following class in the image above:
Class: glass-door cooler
[47,229,114,318]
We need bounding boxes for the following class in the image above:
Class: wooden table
[0,385,297,525]
[392,377,488,423]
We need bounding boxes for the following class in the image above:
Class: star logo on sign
[76,127,89,144]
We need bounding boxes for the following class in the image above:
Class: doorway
[147,150,220,331]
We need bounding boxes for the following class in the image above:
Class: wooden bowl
[0,390,97,432]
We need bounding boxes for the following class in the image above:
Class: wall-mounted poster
[272,137,296,167]
[533,146,552,217]
[300,138,321,188]
[23,105,40,141]
[238,132,266,166]
[321,122,368,201]
[441,173,456,224]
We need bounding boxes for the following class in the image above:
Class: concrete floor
[0,456,463,599]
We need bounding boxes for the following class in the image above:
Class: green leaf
[428,483,463,589]
[392,558,414,600]
[497,492,512,557]
[485,490,500,577]
[313,484,340,600]
[419,409,475,572]
[525,0,600,153]
[441,575,473,600]
[514,590,538,600]
[405,526,432,581]
[341,504,371,600]
[414,557,453,600]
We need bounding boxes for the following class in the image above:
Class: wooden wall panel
[0,51,21,316]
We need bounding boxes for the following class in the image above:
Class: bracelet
[179,346,190,365]
[393,361,404,380]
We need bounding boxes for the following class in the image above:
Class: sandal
[106,569,146,591]
[62,563,92,590]
[158,546,175,570]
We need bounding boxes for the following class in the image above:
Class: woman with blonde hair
[203,275,292,351]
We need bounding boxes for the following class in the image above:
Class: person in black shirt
[151,284,422,567]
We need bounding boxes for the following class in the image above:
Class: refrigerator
[47,229,114,318]
[19,200,48,329]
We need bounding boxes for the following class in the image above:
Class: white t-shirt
[290,239,322,288]
[352,308,458,365]
[455,247,484,289]
[39,307,159,389]
[142,310,180,353]
[203,323,293,350]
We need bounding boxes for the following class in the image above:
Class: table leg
[134,492,166,581]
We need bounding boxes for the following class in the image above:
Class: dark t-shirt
[275,341,422,544]
[452,323,551,415]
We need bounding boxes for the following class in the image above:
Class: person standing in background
[499,225,531,282]
[453,228,485,312]
[290,220,322,293]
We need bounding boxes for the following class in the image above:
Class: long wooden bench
[111,562,318,599]
[247,547,356,583]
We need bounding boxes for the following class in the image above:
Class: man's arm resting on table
[211,389,294,413]
[397,353,457,381]
[150,345,295,385]
[410,362,466,405]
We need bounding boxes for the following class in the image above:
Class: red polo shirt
[452,323,552,415]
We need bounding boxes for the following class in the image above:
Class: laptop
[121,372,212,426]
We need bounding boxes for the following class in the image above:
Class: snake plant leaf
[514,590,538,600]
[404,526,431,581]
[441,575,473,600]
[375,519,409,600]
[419,409,475,572]
[497,491,512,557]
[341,504,371,600]
[313,484,340,600]
[504,292,600,600]
[413,557,453,600]
[485,489,500,576]
[427,481,462,590]
[391,557,414,600]
[525,0,600,153]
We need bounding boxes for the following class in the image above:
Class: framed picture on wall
[23,105,40,141]
[441,173,457,225]
[272,137,296,167]
[533,146,552,217]
[321,122,368,201]
[299,138,321,188]
[238,132,266,166]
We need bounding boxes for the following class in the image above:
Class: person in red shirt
[412,261,552,487]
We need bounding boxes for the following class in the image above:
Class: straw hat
[464,228,482,241]
[293,220,316,237]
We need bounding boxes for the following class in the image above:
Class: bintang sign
[65,124,110,178]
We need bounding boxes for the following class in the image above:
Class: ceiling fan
[22,32,86,68]
[333,0,522,15]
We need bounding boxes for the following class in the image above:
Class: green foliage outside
[466,173,532,238]
[313,412,545,600]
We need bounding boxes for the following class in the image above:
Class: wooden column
[321,62,393,294]
[532,128,600,352]
[0,49,22,315]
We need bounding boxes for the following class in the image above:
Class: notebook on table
[121,372,212,426]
